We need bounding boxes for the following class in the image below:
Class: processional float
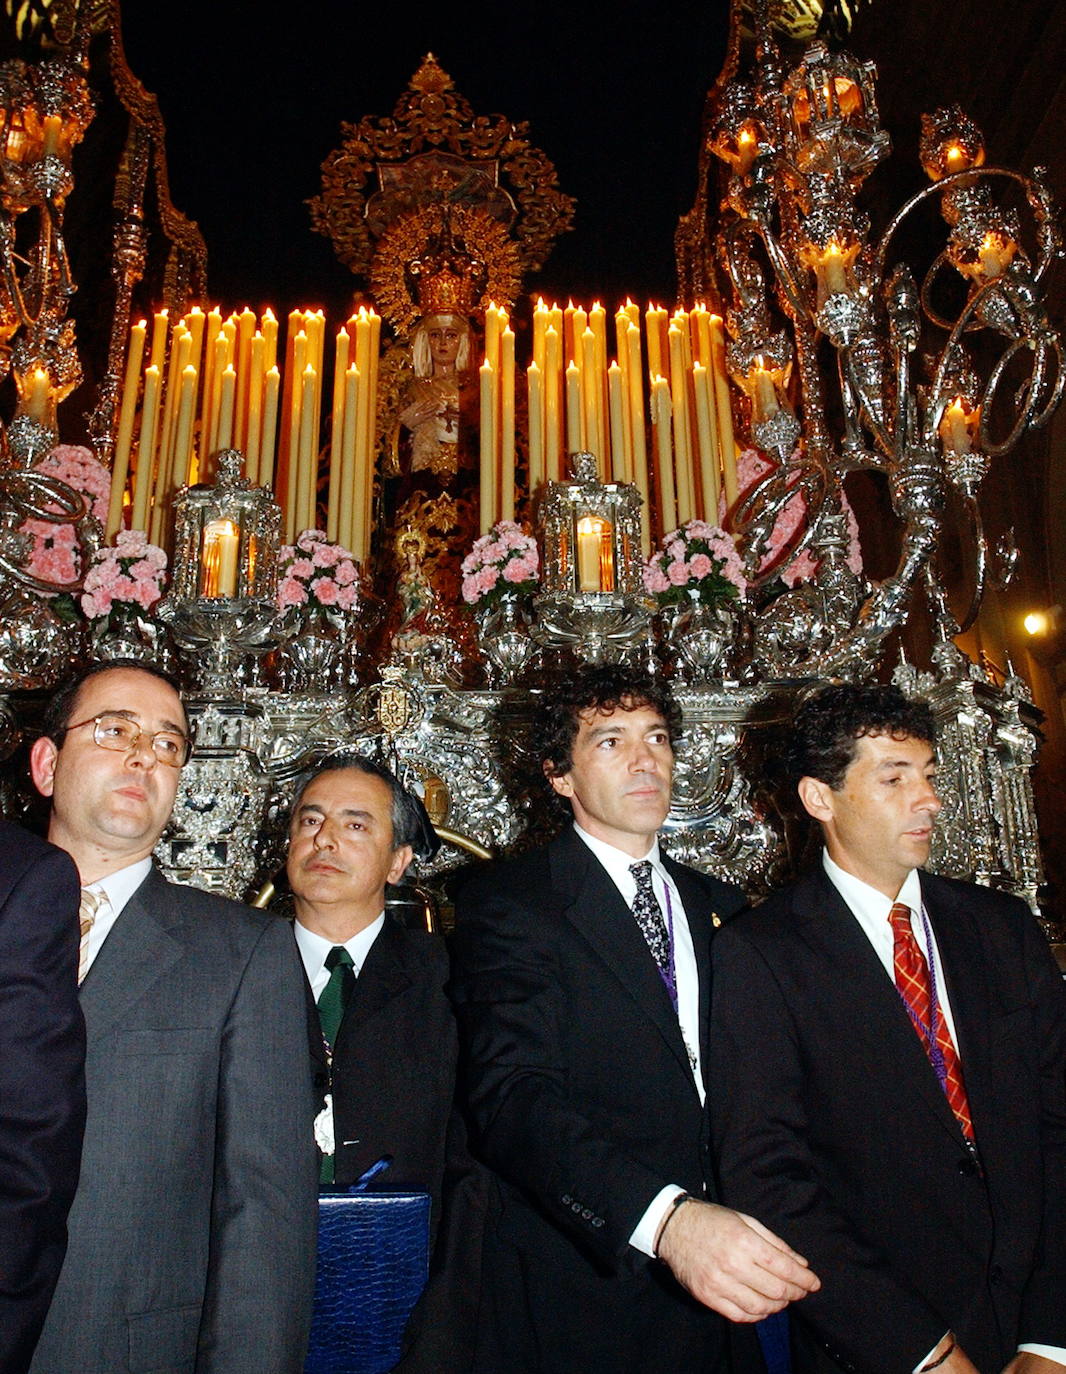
[0,1,1059,932]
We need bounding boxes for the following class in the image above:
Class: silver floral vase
[91,612,168,667]
[664,596,736,683]
[277,613,348,693]
[476,596,537,686]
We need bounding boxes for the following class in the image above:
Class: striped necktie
[889,902,974,1140]
[78,887,104,985]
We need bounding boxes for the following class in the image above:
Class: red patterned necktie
[889,902,974,1140]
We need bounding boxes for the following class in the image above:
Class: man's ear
[29,736,58,798]
[797,774,834,823]
[544,761,573,799]
[387,844,415,886]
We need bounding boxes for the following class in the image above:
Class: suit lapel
[550,830,697,1090]
[334,917,412,1049]
[79,867,187,1043]
[793,869,963,1145]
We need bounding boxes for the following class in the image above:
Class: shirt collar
[92,856,153,918]
[822,849,923,924]
[294,911,385,982]
[573,823,661,887]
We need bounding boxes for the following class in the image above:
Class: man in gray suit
[28,660,318,1374]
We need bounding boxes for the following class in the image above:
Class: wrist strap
[653,1191,692,1259]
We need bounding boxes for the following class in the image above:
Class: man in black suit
[288,754,481,1372]
[711,683,1066,1374]
[0,820,85,1374]
[450,664,818,1374]
[28,660,317,1374]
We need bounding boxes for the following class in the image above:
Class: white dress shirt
[80,856,152,978]
[572,825,703,1258]
[294,913,385,1000]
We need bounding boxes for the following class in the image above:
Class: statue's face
[427,325,463,369]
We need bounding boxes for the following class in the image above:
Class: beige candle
[484,304,502,375]
[668,325,695,523]
[131,364,161,534]
[627,325,651,554]
[693,363,721,522]
[340,364,359,556]
[326,328,350,541]
[527,362,544,494]
[216,364,237,452]
[580,327,603,474]
[533,298,548,373]
[646,306,668,384]
[200,309,222,461]
[566,360,583,459]
[710,316,738,505]
[261,308,278,372]
[234,307,256,451]
[172,365,198,488]
[363,311,381,525]
[217,522,240,597]
[939,400,972,454]
[576,517,603,593]
[296,365,318,534]
[545,325,562,481]
[259,365,280,495]
[500,327,516,522]
[608,362,627,484]
[479,360,496,534]
[184,306,206,374]
[148,310,168,372]
[108,320,147,538]
[652,376,677,538]
[245,333,266,484]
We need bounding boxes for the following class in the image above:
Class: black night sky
[119,2,732,319]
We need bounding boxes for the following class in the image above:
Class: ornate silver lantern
[532,451,652,662]
[157,449,282,694]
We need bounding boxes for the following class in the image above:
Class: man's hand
[1003,1355,1066,1374]
[655,1199,820,1322]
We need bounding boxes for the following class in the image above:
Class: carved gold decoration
[371,203,521,335]
[309,53,573,319]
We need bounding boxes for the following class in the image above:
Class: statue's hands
[399,395,443,429]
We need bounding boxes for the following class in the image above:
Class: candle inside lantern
[576,515,613,593]
[201,518,241,598]
[751,360,780,425]
[939,397,979,455]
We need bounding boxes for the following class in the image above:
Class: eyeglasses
[63,712,192,768]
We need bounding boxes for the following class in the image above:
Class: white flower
[313,1094,335,1156]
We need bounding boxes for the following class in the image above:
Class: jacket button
[561,1194,571,1205]
[957,1157,979,1176]
[592,1217,604,1228]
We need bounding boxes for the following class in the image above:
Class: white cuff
[629,1184,685,1258]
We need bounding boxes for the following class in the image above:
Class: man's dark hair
[535,664,681,779]
[787,683,937,790]
[42,659,187,745]
[290,752,429,853]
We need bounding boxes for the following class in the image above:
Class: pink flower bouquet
[277,529,363,618]
[19,444,112,593]
[80,530,168,626]
[642,521,746,608]
[461,521,540,608]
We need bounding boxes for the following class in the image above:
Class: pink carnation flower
[688,553,713,580]
[666,559,690,587]
[278,576,308,609]
[313,576,340,606]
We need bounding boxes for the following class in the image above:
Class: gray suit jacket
[31,867,319,1374]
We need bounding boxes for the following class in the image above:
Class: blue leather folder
[305,1188,431,1374]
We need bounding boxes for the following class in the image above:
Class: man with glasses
[27,661,318,1374]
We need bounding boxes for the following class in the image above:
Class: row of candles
[478,299,741,548]
[107,304,380,557]
[109,297,747,566]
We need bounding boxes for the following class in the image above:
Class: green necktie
[318,945,354,1185]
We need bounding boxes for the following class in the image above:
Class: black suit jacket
[450,827,747,1374]
[0,821,85,1374]
[308,915,485,1373]
[710,865,1066,1374]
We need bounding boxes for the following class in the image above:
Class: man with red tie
[710,683,1066,1374]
